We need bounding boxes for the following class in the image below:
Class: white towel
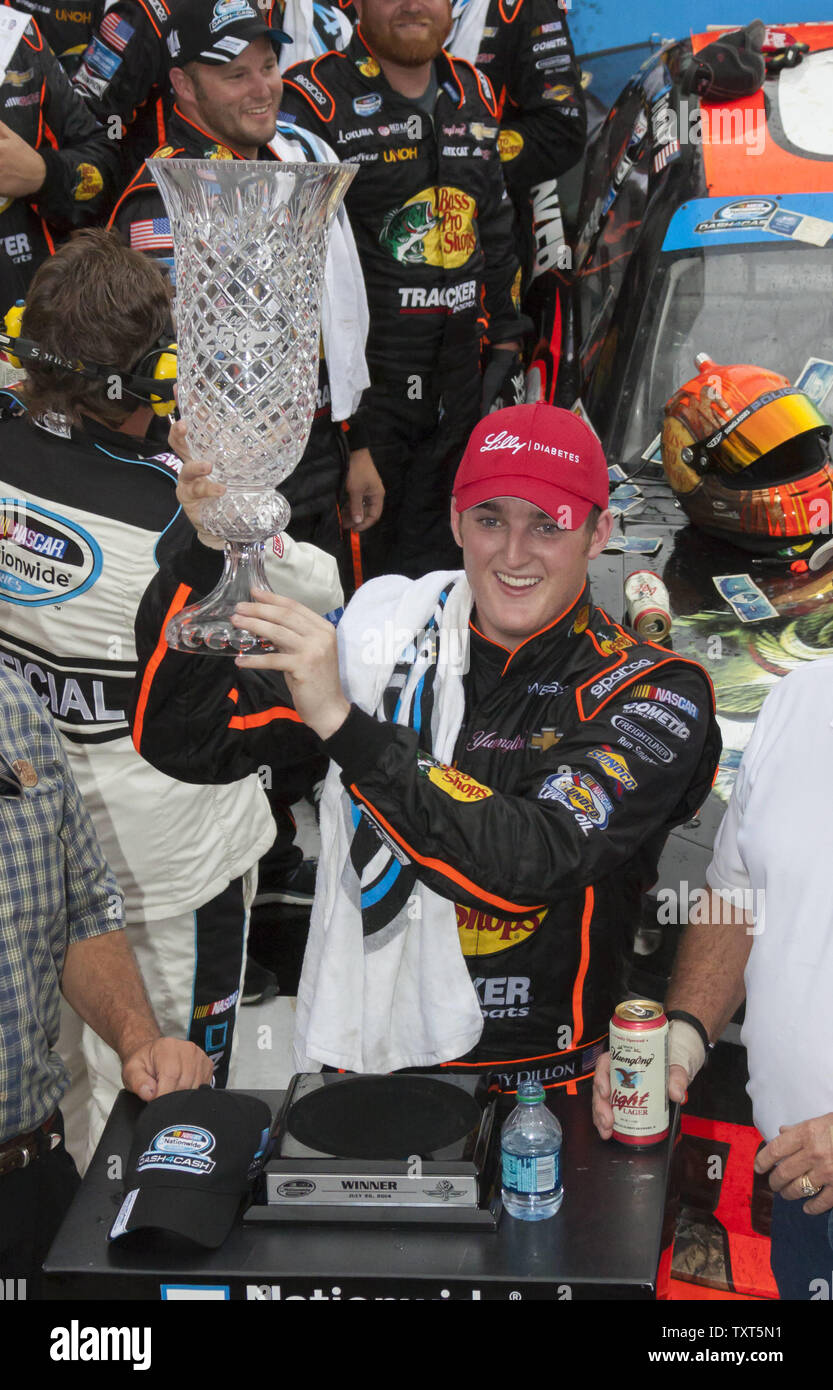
[446,0,493,65]
[269,125,370,422]
[276,0,353,69]
[293,571,485,1073]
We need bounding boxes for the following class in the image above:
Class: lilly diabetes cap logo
[0,499,102,606]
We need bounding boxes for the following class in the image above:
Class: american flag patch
[129,218,173,251]
[652,140,680,173]
[100,12,134,52]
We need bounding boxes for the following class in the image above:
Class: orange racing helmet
[661,354,833,554]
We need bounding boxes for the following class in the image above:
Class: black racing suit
[109,105,349,552]
[446,0,586,285]
[71,0,180,181]
[281,28,525,579]
[9,0,107,74]
[0,12,119,317]
[132,549,721,1091]
[70,0,351,178]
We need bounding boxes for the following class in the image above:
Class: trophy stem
[165,540,280,655]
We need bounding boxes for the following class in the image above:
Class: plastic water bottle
[501,1080,563,1221]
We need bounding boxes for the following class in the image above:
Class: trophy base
[165,539,281,655]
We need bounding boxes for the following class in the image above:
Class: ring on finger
[799,1174,822,1198]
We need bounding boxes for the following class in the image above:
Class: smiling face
[171,37,282,157]
[355,0,452,66]
[451,497,614,649]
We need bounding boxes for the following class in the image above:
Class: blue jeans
[770,1192,833,1300]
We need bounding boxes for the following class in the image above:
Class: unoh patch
[0,500,102,606]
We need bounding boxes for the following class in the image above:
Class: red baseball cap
[453,403,609,528]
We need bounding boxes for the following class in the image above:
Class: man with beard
[281,0,527,583]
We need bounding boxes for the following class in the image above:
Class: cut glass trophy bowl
[148,157,356,654]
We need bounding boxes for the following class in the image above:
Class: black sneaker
[254,857,318,907]
[241,957,279,1006]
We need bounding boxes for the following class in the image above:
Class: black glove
[480,346,525,416]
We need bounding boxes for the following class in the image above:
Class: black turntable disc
[285,1076,482,1159]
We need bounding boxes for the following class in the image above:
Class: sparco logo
[588,657,652,698]
[293,73,327,106]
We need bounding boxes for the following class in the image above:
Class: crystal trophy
[148,158,355,653]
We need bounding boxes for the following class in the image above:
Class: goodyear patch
[456,903,547,956]
[206,144,234,159]
[587,746,638,791]
[497,128,524,161]
[73,163,103,202]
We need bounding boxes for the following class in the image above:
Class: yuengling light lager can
[609,999,669,1146]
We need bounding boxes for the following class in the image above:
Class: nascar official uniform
[132,545,720,1091]
[0,10,118,316]
[109,105,365,551]
[280,28,525,578]
[0,395,331,1159]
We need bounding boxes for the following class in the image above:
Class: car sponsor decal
[662,194,833,252]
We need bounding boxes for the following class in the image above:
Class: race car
[527,21,833,453]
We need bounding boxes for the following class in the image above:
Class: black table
[44,1088,679,1301]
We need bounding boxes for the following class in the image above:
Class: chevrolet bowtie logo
[529,727,561,751]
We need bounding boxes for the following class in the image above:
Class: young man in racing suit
[0,4,119,320]
[131,403,720,1093]
[280,0,527,581]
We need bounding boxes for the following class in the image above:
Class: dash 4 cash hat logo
[0,500,102,606]
[380,187,477,267]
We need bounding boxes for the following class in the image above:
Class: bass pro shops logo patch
[380,187,477,267]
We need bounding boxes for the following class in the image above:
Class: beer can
[609,999,669,1147]
[624,570,671,640]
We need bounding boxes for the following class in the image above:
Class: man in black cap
[109,0,381,553]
